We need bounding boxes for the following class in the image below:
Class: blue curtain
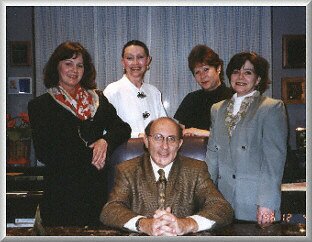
[34,6,271,116]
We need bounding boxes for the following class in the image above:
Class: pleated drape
[34,6,271,116]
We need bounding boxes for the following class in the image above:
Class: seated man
[100,117,233,236]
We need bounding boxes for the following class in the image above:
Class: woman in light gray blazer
[206,52,288,227]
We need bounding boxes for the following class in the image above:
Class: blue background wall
[272,7,306,150]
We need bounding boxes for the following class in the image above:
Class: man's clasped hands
[139,207,198,236]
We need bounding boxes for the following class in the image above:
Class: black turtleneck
[174,82,233,130]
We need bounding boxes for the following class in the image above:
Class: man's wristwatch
[135,217,144,232]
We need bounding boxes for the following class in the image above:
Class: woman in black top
[174,45,233,137]
[28,41,131,226]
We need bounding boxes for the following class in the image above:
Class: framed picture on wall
[10,41,32,66]
[281,77,305,104]
[282,35,306,69]
[7,77,32,94]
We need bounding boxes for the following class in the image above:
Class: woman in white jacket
[104,40,167,138]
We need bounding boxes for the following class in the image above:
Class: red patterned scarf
[48,85,98,120]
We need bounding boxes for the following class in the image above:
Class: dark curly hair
[188,44,224,81]
[226,52,270,94]
[43,41,96,89]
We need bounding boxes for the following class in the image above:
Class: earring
[147,65,150,70]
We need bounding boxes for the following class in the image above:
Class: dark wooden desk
[6,165,306,236]
[6,223,306,236]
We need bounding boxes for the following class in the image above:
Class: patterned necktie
[157,169,166,210]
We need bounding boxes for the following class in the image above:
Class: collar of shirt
[122,74,145,93]
[232,90,257,115]
[150,156,173,181]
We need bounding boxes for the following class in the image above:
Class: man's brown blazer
[100,152,233,230]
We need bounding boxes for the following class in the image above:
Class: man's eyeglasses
[148,133,180,144]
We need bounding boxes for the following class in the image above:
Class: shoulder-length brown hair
[43,41,96,89]
[226,52,270,94]
[188,44,224,81]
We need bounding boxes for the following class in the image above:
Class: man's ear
[178,139,183,149]
[143,134,149,149]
